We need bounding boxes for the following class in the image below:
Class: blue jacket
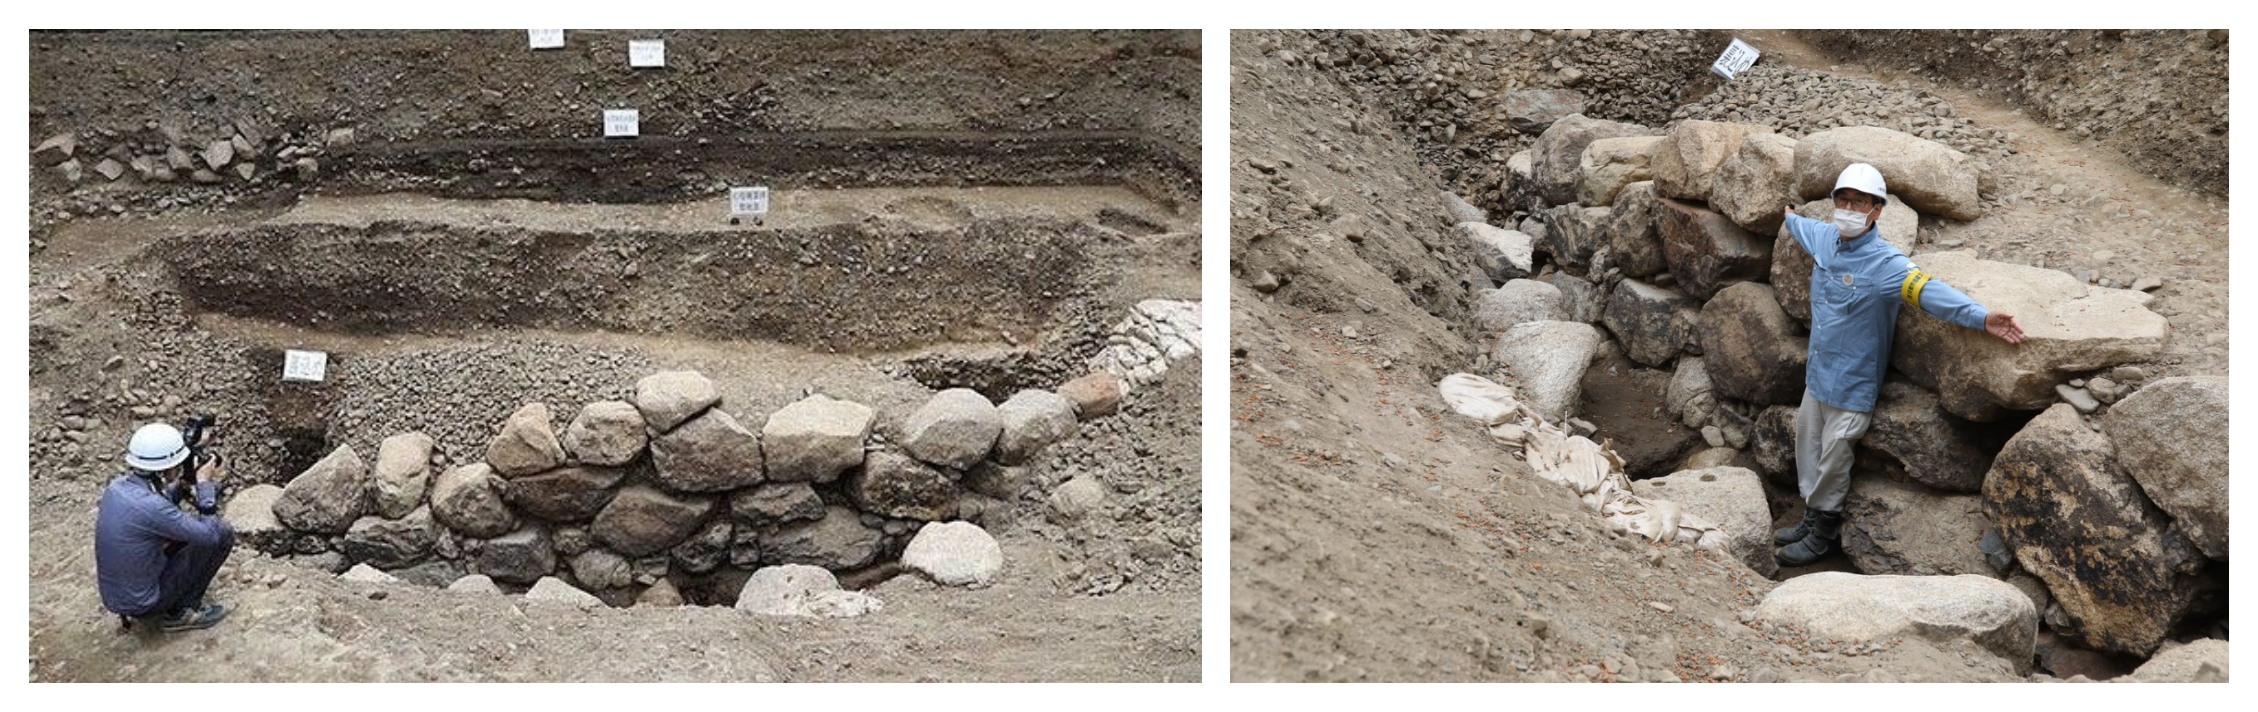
[94,473,228,616]
[1784,213,1991,413]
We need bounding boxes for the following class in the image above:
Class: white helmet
[1833,163,1888,205]
[126,423,191,472]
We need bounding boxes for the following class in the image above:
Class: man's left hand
[1986,311,2025,344]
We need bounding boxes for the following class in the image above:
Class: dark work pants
[146,528,236,617]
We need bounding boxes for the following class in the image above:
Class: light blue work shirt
[1783,213,1991,413]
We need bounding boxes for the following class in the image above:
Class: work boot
[1773,515,1815,545]
[1776,509,1844,567]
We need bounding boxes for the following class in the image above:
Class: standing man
[95,423,236,631]
[1771,163,2025,567]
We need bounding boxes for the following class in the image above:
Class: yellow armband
[1900,269,1934,310]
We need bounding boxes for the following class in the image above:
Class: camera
[178,414,220,483]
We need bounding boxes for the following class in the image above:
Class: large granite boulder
[1550,273,1605,324]
[1747,404,1799,487]
[1490,320,1603,423]
[1985,404,2210,655]
[648,408,766,492]
[633,370,720,434]
[592,485,714,557]
[225,484,289,549]
[1841,475,1997,577]
[1889,252,2169,422]
[1698,282,1808,406]
[899,388,1002,470]
[1651,120,1772,201]
[1601,278,1702,367]
[1473,279,1569,335]
[2128,639,2231,683]
[341,506,439,569]
[994,390,1078,465]
[761,394,875,482]
[760,506,885,571]
[1503,89,1587,134]
[1575,135,1663,206]
[1460,222,1536,283]
[1657,198,1772,301]
[486,403,565,477]
[1631,466,1775,577]
[1533,114,1653,206]
[476,526,556,584]
[1538,204,1611,272]
[1604,181,1669,278]
[848,450,959,521]
[1757,571,2037,671]
[275,445,370,534]
[1793,125,1984,221]
[504,464,628,522]
[561,400,647,467]
[370,432,434,519]
[429,462,516,538]
[1855,379,2005,493]
[1709,132,1799,236]
[2104,377,2229,560]
[1770,196,1917,323]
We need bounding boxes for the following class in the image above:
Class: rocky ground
[27,29,1201,682]
[1229,29,2226,683]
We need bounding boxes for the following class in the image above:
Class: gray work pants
[1795,391,1872,512]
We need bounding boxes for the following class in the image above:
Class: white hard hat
[126,423,191,472]
[1833,163,1888,204]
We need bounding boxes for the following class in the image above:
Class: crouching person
[95,423,236,632]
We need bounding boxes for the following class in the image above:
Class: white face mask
[1833,208,1870,235]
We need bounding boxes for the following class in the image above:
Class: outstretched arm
[1781,205,1834,268]
[1900,266,2024,344]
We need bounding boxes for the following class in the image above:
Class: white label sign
[604,109,640,138]
[1710,38,1760,80]
[282,350,328,382]
[730,186,771,216]
[629,39,666,68]
[528,29,565,50]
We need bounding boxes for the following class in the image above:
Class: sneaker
[158,602,231,632]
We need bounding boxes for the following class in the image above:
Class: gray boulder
[568,548,635,590]
[1858,380,2003,493]
[371,432,434,519]
[760,506,884,571]
[486,403,565,477]
[1460,222,1535,283]
[525,576,604,609]
[761,394,875,482]
[1631,466,1775,577]
[1602,279,1702,367]
[429,462,517,538]
[849,450,958,521]
[275,445,370,534]
[1757,571,2037,670]
[1698,282,1808,406]
[2104,377,2228,560]
[1533,114,1653,206]
[1841,475,1998,577]
[1604,181,1669,278]
[901,521,1004,587]
[1575,135,1662,206]
[1537,204,1611,272]
[1657,197,1772,301]
[734,564,882,618]
[225,484,289,548]
[1665,356,1717,429]
[730,483,827,525]
[1651,120,1773,201]
[1986,404,2209,655]
[1709,132,1799,236]
[1890,252,2168,421]
[1550,273,1605,324]
[341,506,438,569]
[633,370,720,433]
[561,400,647,467]
[477,526,556,584]
[995,390,1078,465]
[900,388,1001,470]
[1491,321,1603,423]
[649,408,766,492]
[1473,279,1568,335]
[1748,405,1799,486]
[1502,89,1586,134]
[2128,639,2230,683]
[592,485,714,557]
[1793,126,1984,221]
[669,519,732,575]
[504,464,628,521]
